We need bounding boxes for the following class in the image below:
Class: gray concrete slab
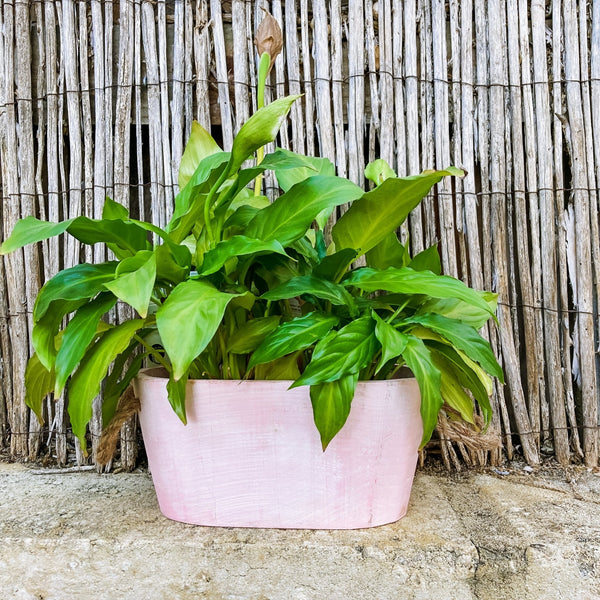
[0,461,599,599]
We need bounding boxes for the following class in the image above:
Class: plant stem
[134,335,170,371]
[253,52,271,196]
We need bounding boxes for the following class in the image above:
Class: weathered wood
[563,0,598,467]
[2,0,599,469]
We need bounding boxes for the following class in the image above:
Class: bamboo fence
[0,0,598,469]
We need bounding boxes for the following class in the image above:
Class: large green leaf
[343,267,496,319]
[54,293,117,396]
[404,313,503,382]
[199,236,289,276]
[260,148,335,192]
[227,316,281,354]
[178,121,222,190]
[65,217,149,257]
[154,243,191,285]
[310,373,359,450]
[431,353,476,425]
[332,167,463,255]
[372,312,409,375]
[228,95,301,175]
[417,293,498,330]
[68,320,144,450]
[168,152,231,242]
[156,280,240,380]
[102,196,129,220]
[427,342,493,427]
[245,175,364,246]
[24,353,56,424]
[0,216,72,254]
[400,334,443,447]
[365,233,409,270]
[32,299,86,370]
[0,216,149,258]
[254,351,302,380]
[167,370,189,424]
[249,312,339,369]
[33,262,118,322]
[293,316,379,387]
[104,251,157,317]
[313,248,358,282]
[409,243,441,274]
[262,275,357,312]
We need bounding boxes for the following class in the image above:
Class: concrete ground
[0,460,599,600]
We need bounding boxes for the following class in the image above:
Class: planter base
[135,369,422,529]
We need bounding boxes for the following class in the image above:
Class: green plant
[1,30,502,453]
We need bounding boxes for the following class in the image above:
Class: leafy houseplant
[1,91,503,455]
[1,15,503,527]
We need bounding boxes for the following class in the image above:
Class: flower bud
[255,11,283,73]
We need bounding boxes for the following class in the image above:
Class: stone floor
[1,460,599,599]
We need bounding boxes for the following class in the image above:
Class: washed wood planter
[134,368,422,529]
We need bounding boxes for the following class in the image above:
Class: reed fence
[0,0,598,469]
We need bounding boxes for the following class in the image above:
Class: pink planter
[134,368,422,529]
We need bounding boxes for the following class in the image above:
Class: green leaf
[68,320,144,451]
[228,95,301,175]
[260,148,335,192]
[400,334,443,447]
[404,313,504,382]
[293,316,379,387]
[249,312,339,369]
[167,371,189,424]
[33,262,118,322]
[418,293,498,330]
[0,215,149,258]
[431,353,476,425]
[0,216,72,254]
[54,293,117,397]
[227,316,281,354]
[32,299,86,370]
[364,159,396,186]
[262,275,357,311]
[245,175,364,246]
[409,243,441,275]
[168,152,231,242]
[343,267,496,319]
[365,233,410,270]
[372,312,409,375]
[199,236,289,276]
[310,373,359,450]
[154,243,191,285]
[178,121,222,190]
[427,342,492,427]
[156,280,241,380]
[254,352,301,380]
[102,196,129,220]
[66,217,150,257]
[104,251,157,317]
[24,353,55,424]
[313,248,357,282]
[101,344,147,427]
[332,167,463,256]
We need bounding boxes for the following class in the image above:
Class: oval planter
[134,368,422,529]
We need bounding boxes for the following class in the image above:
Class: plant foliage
[1,95,503,453]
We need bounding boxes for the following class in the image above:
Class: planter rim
[135,366,416,386]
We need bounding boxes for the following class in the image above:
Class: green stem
[254,52,271,196]
[386,300,409,324]
[203,165,230,245]
[218,327,230,379]
[134,334,170,371]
